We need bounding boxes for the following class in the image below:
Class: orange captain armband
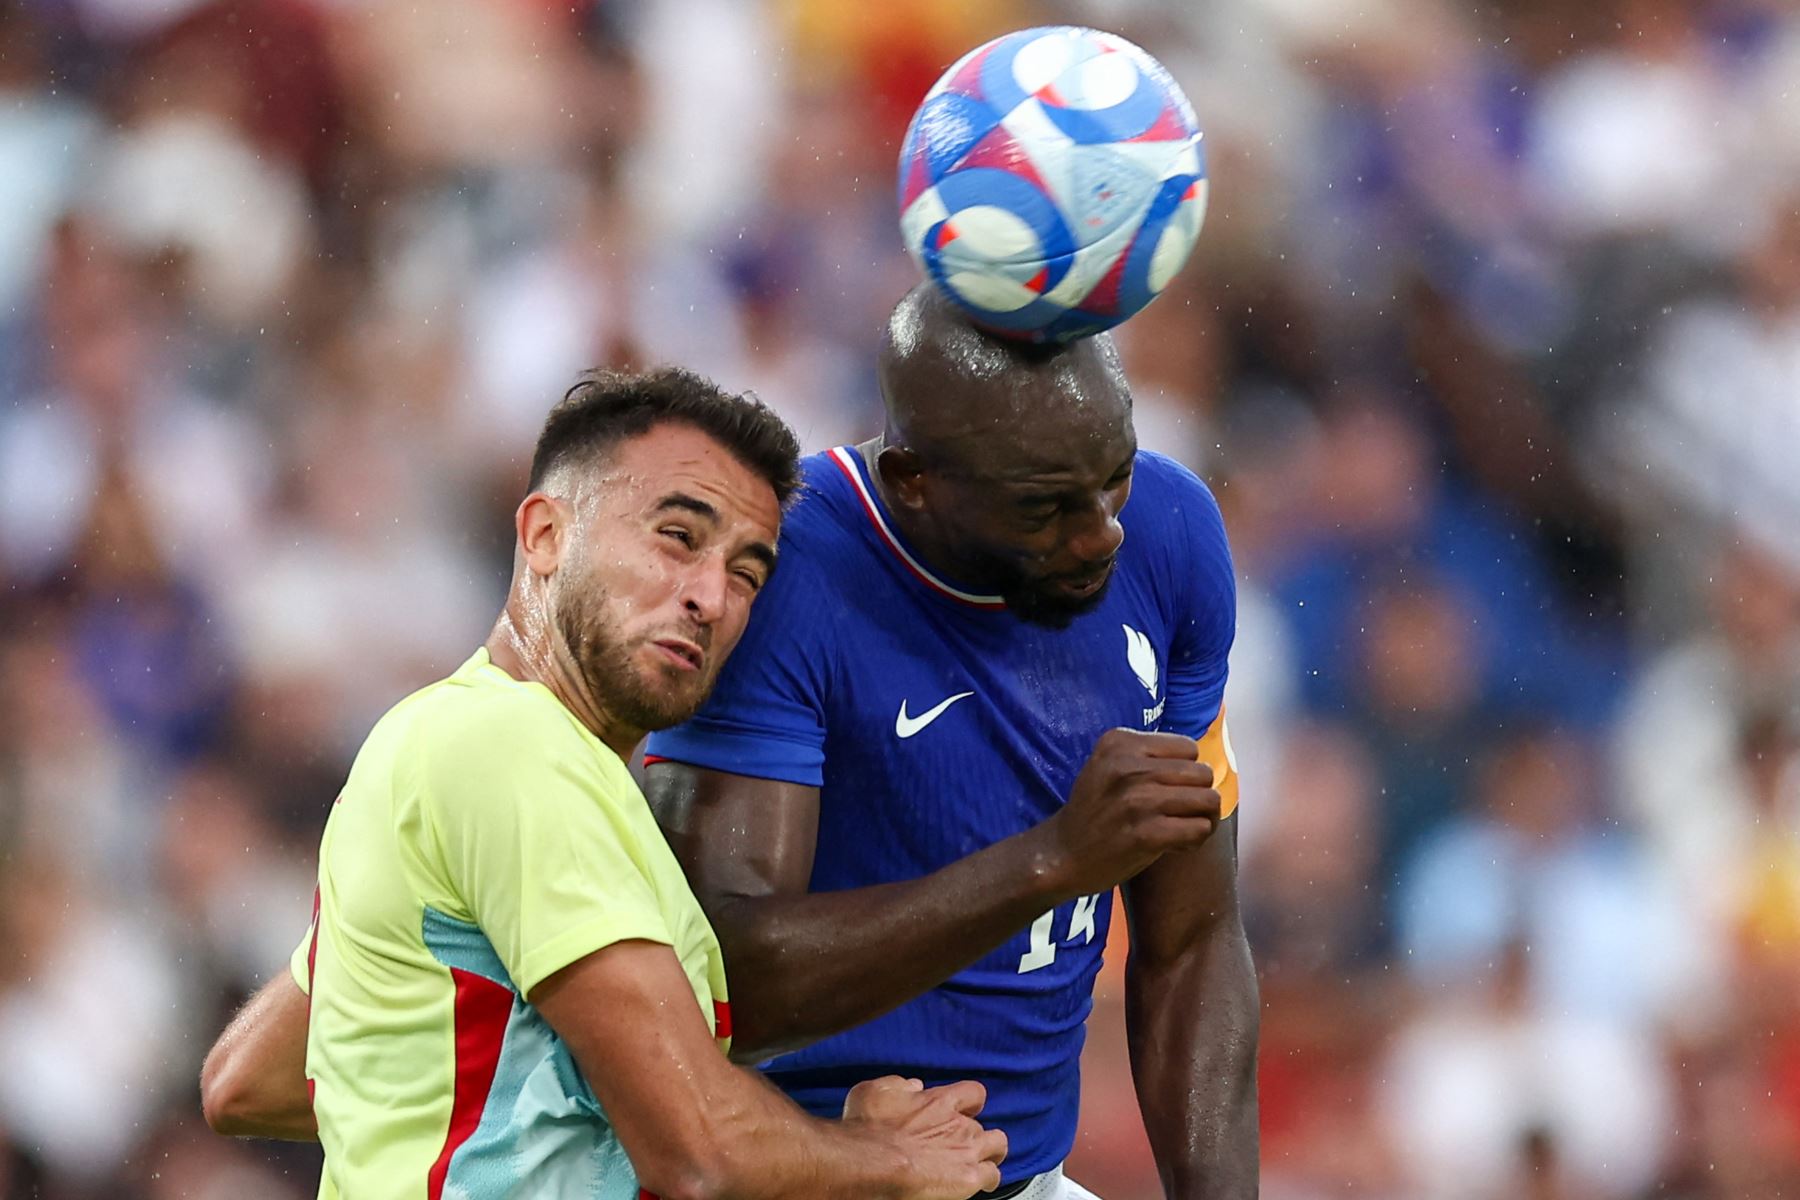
[1196,707,1240,820]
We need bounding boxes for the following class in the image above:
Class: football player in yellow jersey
[199,368,1007,1200]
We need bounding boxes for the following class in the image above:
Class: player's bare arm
[533,937,1005,1200]
[200,973,316,1141]
[647,728,1222,1063]
[1122,812,1258,1199]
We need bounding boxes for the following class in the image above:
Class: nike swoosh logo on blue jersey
[895,692,973,738]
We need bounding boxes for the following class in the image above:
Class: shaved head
[877,284,1132,474]
[869,285,1139,627]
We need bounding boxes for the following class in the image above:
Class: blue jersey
[646,445,1237,1183]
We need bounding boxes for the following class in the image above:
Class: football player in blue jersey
[643,284,1255,1200]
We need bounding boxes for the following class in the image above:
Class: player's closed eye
[660,526,697,549]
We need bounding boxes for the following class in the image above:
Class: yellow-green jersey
[290,648,729,1200]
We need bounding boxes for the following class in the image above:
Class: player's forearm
[766,1120,914,1200]
[676,1091,914,1200]
[1125,921,1259,1199]
[710,828,1073,1062]
[200,1059,317,1140]
[200,976,319,1141]
[200,1088,318,1142]
[633,1053,1003,1200]
[546,941,998,1199]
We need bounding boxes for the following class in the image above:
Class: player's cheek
[991,529,1058,572]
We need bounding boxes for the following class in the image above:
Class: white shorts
[1004,1165,1103,1200]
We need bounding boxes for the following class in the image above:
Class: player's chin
[1009,572,1115,628]
[636,655,718,722]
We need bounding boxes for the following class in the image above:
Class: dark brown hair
[528,367,802,506]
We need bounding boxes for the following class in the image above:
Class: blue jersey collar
[826,446,1006,610]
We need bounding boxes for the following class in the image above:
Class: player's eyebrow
[654,493,719,522]
[658,492,778,574]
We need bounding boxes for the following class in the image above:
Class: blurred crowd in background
[2,0,1799,1195]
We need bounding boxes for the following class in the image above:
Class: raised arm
[1120,809,1258,1199]
[647,728,1222,1064]
[532,937,1005,1200]
[200,972,317,1141]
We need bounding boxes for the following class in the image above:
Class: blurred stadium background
[3,0,1799,1195]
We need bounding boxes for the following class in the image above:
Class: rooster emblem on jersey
[1122,624,1159,697]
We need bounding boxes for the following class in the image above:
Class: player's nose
[1064,503,1124,567]
[678,558,733,625]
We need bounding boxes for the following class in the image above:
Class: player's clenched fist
[1035,727,1222,896]
[842,1076,1007,1198]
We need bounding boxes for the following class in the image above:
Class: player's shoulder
[778,448,867,555]
[375,655,590,776]
[1130,447,1221,505]
[740,448,869,605]
[1114,449,1234,635]
[1125,449,1229,551]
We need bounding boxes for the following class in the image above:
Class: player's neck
[483,610,644,759]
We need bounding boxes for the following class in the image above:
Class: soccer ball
[897,26,1207,344]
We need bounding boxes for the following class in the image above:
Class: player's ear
[876,446,928,512]
[517,492,568,577]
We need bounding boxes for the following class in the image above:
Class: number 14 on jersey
[1018,893,1102,973]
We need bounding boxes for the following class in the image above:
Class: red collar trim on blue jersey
[827,446,1006,610]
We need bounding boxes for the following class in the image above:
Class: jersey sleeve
[289,923,313,996]
[417,701,675,997]
[1151,458,1240,815]
[644,548,834,786]
[289,884,321,995]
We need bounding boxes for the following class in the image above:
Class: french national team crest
[1123,624,1164,725]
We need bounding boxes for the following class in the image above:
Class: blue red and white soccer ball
[898,26,1207,344]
